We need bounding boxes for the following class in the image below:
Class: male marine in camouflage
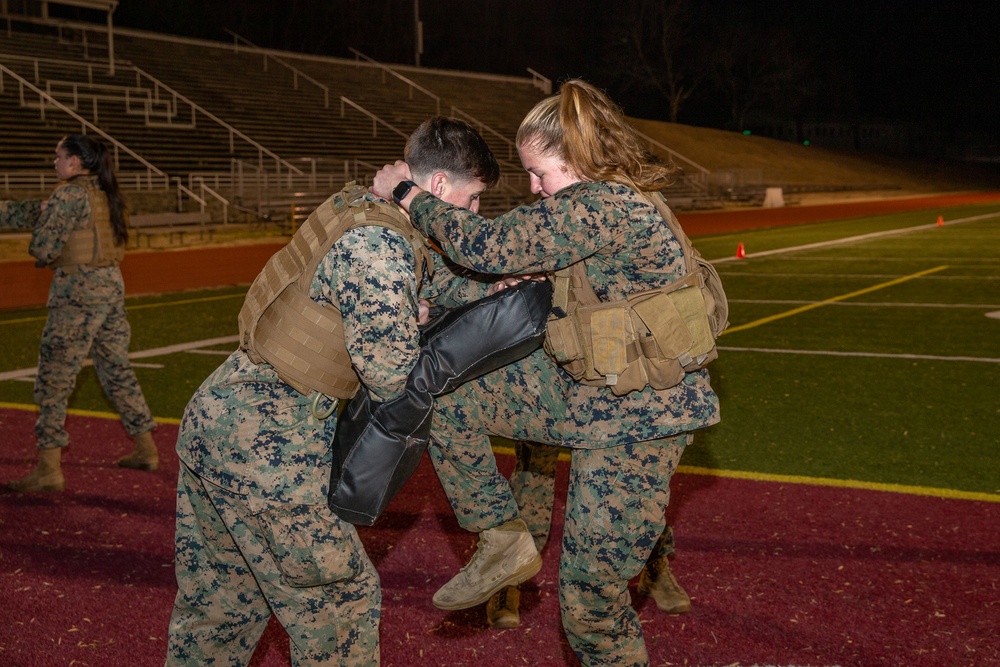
[164,117,499,667]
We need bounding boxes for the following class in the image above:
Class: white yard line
[718,346,1000,364]
[708,211,1000,264]
[719,272,1000,280]
[730,299,1000,309]
[0,335,239,382]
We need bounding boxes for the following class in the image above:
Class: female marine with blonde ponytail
[516,78,676,192]
[374,79,719,666]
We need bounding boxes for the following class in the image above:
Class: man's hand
[372,161,414,204]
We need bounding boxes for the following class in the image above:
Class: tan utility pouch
[545,271,716,395]
[543,191,727,396]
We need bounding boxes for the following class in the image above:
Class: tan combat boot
[116,430,159,471]
[486,585,521,628]
[432,518,542,610]
[6,447,64,492]
[637,557,692,614]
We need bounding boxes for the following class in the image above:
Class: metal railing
[447,105,517,161]
[526,68,551,94]
[0,51,109,85]
[339,96,408,139]
[178,176,230,224]
[0,62,169,188]
[345,50,522,165]
[1,22,609,215]
[1,50,306,183]
[349,47,441,115]
[225,29,330,108]
[129,64,305,182]
[633,130,711,191]
[37,78,184,126]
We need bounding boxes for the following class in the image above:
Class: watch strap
[392,180,418,205]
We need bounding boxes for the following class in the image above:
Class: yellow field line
[0,401,182,425]
[1,314,47,325]
[0,292,245,326]
[677,464,1000,503]
[490,441,1000,503]
[2,400,994,502]
[721,265,949,335]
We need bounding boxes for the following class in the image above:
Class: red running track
[0,413,997,667]
[3,191,999,311]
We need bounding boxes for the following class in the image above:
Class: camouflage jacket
[177,224,426,504]
[1,179,124,308]
[0,199,43,230]
[409,181,720,446]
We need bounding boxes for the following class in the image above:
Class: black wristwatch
[392,180,418,205]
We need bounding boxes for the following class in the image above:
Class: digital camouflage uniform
[0,180,156,451]
[167,194,477,667]
[507,441,677,562]
[409,181,720,667]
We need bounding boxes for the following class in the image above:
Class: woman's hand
[487,274,548,296]
[417,299,431,325]
[371,161,414,204]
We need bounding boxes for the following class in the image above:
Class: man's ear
[429,171,448,197]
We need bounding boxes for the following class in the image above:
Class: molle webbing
[544,191,728,395]
[238,184,430,399]
[51,178,124,269]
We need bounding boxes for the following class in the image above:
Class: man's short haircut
[406,117,500,188]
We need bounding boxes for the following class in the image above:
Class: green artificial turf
[2,205,998,497]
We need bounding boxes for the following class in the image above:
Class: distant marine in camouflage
[1,134,159,494]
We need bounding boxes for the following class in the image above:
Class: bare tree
[607,0,706,123]
[711,25,811,131]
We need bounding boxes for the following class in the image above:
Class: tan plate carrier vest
[543,191,729,396]
[238,183,431,399]
[51,176,125,271]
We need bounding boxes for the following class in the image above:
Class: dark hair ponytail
[59,134,128,245]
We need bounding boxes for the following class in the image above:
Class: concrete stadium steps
[0,23,553,220]
[113,35,415,163]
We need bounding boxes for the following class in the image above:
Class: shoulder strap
[642,190,729,336]
[640,191,700,277]
[550,190,728,336]
[552,189,687,314]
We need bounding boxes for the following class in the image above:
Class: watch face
[393,180,415,204]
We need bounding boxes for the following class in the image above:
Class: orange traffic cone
[736,242,746,258]
[936,215,944,226]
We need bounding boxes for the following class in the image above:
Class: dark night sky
[104,0,999,138]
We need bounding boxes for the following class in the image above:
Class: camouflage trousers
[166,464,381,667]
[509,441,677,563]
[429,373,689,667]
[508,440,560,553]
[34,302,155,449]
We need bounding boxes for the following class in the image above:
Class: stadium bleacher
[0,16,706,232]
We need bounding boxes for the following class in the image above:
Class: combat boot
[637,557,692,614]
[6,447,64,492]
[433,518,542,610]
[486,585,521,628]
[116,430,159,471]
